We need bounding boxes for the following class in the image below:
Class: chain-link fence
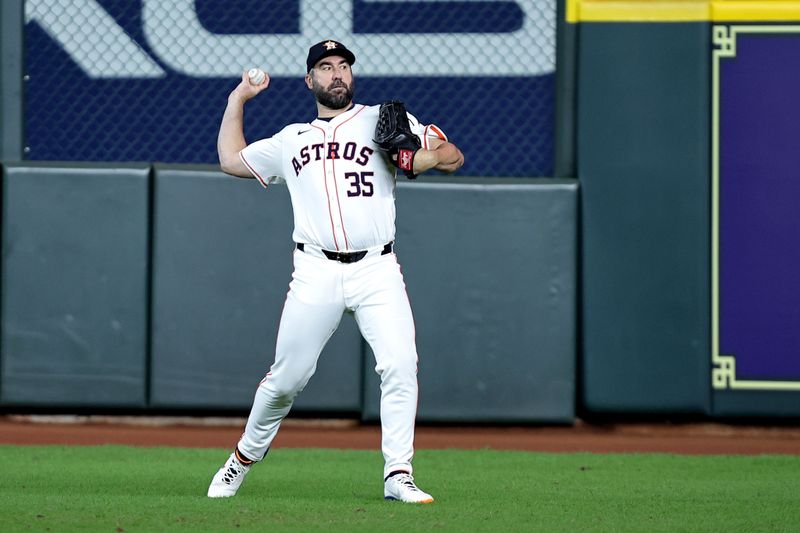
[24,0,556,176]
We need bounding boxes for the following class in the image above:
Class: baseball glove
[373,100,421,179]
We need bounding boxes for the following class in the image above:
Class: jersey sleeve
[239,131,285,188]
[406,112,448,151]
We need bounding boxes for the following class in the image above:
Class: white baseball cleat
[384,472,434,504]
[207,453,251,498]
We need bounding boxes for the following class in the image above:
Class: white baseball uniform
[235,103,446,479]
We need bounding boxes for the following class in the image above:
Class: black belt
[297,242,393,264]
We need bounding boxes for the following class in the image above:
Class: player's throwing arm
[217,68,271,178]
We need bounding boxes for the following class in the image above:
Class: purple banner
[719,32,800,381]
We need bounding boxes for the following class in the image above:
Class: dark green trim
[1,1,23,161]
[555,0,577,178]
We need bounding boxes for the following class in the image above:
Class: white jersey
[240,103,447,251]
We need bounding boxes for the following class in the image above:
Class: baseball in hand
[248,68,266,85]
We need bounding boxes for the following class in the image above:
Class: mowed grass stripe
[0,445,798,532]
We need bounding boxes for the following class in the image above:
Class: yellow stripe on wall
[567,0,800,22]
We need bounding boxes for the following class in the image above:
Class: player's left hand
[374,101,422,179]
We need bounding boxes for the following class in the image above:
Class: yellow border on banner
[568,1,800,22]
[711,25,800,391]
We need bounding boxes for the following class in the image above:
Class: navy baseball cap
[306,40,356,72]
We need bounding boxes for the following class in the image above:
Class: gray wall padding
[149,167,362,411]
[362,179,578,423]
[1,164,150,406]
[1,165,577,421]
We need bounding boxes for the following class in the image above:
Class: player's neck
[317,101,354,119]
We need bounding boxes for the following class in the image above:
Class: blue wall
[24,0,556,177]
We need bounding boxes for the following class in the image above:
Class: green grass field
[1,445,798,532]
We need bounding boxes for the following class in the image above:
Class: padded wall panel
[713,391,800,419]
[362,179,578,423]
[578,23,711,414]
[1,163,149,406]
[149,167,362,411]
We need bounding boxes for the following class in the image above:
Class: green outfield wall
[578,22,712,415]
[148,166,363,412]
[1,163,150,407]
[364,179,578,423]
[573,0,800,418]
[0,164,578,422]
[2,0,800,421]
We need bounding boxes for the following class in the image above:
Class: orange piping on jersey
[428,124,447,142]
[422,124,446,151]
[311,123,340,251]
[330,104,368,251]
[240,151,270,188]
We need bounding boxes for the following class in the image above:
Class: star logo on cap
[324,41,338,50]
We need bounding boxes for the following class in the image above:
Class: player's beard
[312,77,355,110]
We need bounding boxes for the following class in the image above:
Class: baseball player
[207,40,464,503]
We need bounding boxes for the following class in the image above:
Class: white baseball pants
[237,248,419,479]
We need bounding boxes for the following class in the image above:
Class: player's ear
[305,71,314,90]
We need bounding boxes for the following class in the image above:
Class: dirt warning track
[2,415,799,455]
